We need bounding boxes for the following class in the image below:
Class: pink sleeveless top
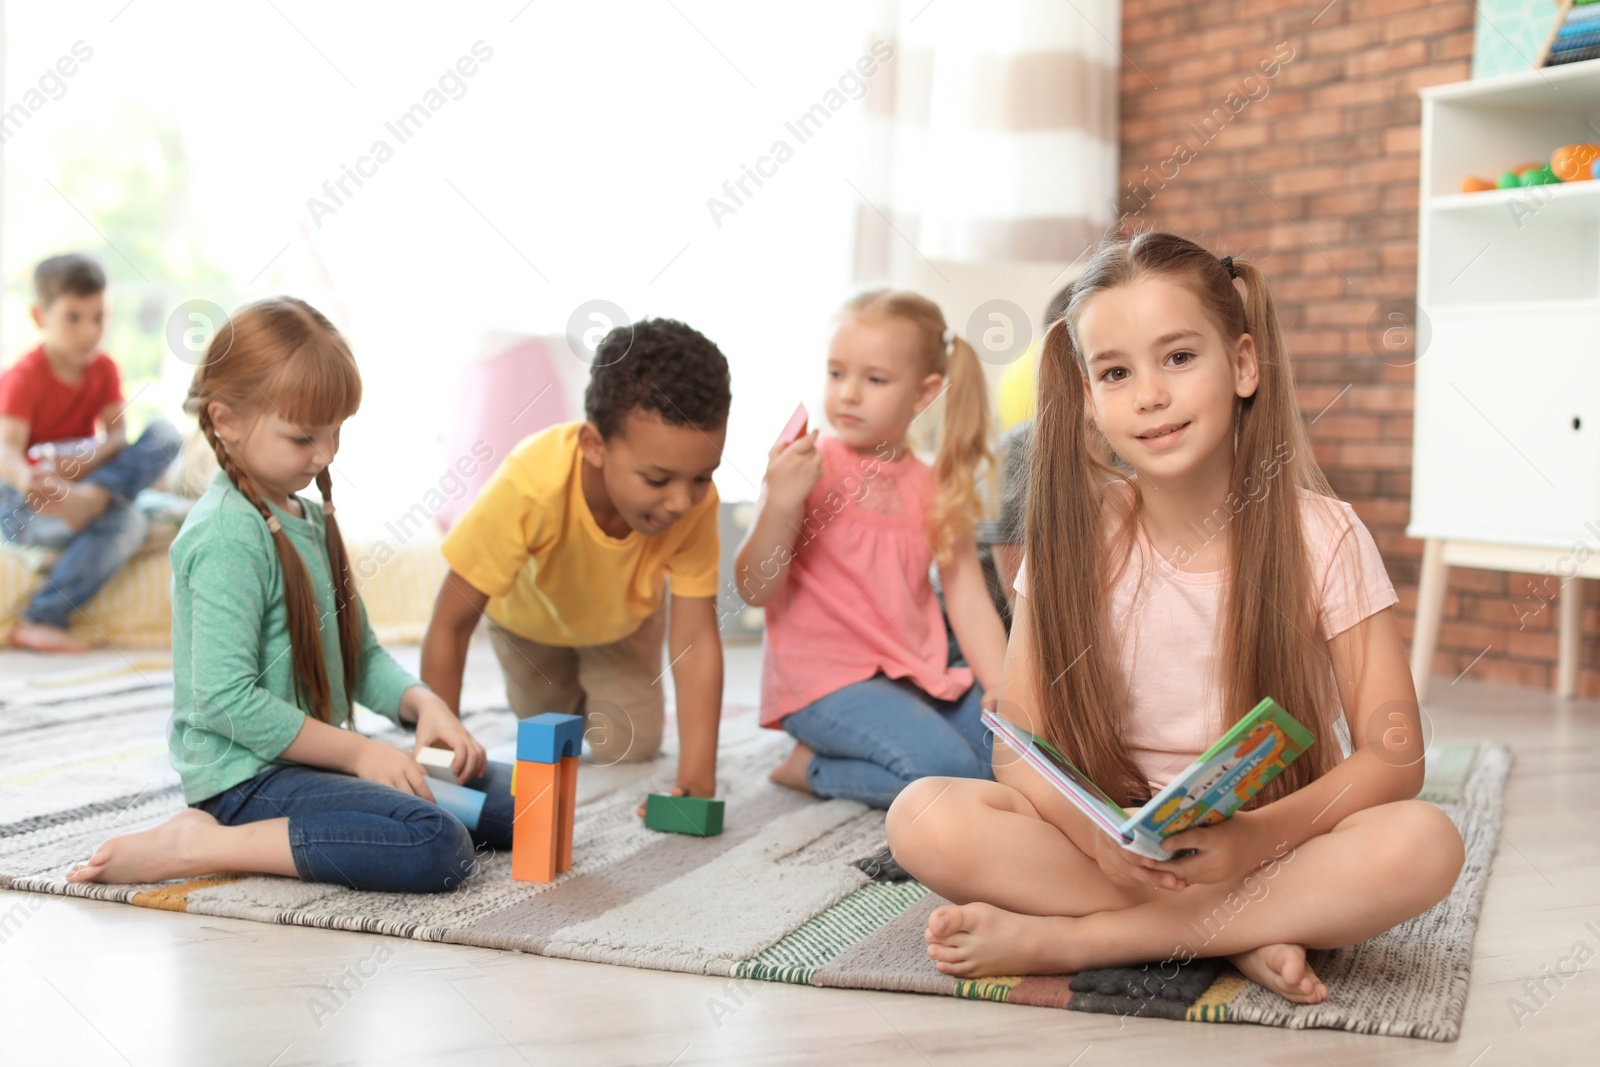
[758,435,974,727]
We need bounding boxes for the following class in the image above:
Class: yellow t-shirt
[441,422,721,647]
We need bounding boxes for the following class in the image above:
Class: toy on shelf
[1482,162,1545,190]
[1539,0,1600,68]
[643,793,725,837]
[1461,144,1600,193]
[1520,164,1561,186]
[1552,143,1600,181]
[512,712,583,882]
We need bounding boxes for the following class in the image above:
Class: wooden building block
[517,712,585,764]
[512,759,560,882]
[557,755,577,873]
[644,794,724,837]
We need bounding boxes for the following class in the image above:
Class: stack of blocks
[512,712,583,882]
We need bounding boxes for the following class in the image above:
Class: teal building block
[428,778,487,832]
[517,712,585,763]
[644,794,724,837]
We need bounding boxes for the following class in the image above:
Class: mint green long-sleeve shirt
[168,472,419,804]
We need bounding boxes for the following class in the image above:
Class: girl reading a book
[885,232,1464,1003]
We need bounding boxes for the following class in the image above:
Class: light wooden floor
[3,639,1597,1066]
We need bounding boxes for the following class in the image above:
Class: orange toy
[1551,143,1600,182]
[510,712,584,883]
[511,756,578,882]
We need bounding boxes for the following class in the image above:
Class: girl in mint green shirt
[69,298,514,893]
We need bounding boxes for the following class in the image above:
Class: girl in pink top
[735,291,1007,808]
[887,233,1464,1005]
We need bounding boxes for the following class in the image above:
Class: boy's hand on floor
[352,739,436,802]
[407,691,488,784]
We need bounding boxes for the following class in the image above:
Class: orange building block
[512,760,559,882]
[556,754,577,873]
[511,756,579,882]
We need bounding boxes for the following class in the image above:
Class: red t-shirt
[0,346,123,460]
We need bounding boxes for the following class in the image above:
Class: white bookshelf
[1409,59,1600,700]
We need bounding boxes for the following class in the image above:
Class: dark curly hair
[584,318,731,440]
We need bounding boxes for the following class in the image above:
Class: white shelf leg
[1411,539,1448,703]
[1559,576,1584,698]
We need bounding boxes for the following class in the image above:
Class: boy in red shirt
[0,253,181,652]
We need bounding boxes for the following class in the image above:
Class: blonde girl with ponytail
[886,233,1464,1002]
[70,298,513,893]
[736,290,1005,809]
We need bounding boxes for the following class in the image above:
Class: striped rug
[0,662,1507,1040]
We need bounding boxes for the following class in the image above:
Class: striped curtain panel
[855,0,1121,278]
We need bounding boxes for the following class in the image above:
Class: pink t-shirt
[759,435,974,727]
[1015,488,1397,791]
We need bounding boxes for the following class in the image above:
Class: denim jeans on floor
[195,759,516,894]
[0,419,182,628]
[780,674,993,809]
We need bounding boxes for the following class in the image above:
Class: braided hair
[184,298,364,724]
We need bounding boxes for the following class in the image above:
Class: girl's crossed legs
[70,761,516,894]
[886,776,1464,1003]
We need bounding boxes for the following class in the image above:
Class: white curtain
[854,0,1121,278]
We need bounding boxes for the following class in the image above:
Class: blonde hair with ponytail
[1026,232,1340,809]
[840,290,994,565]
[184,298,365,724]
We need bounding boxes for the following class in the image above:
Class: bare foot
[924,901,1073,978]
[768,742,815,794]
[66,809,220,885]
[9,620,90,653]
[1230,943,1328,1004]
[49,483,110,531]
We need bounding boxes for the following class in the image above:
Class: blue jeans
[781,674,994,809]
[0,420,182,628]
[195,760,516,894]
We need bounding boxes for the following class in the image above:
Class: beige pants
[486,599,667,764]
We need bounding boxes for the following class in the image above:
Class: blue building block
[429,778,487,832]
[517,712,585,763]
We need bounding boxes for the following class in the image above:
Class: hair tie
[322,500,336,517]
[941,328,955,347]
[1219,255,1239,280]
[265,514,282,534]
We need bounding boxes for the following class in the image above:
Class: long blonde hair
[840,290,994,564]
[1027,232,1338,807]
[184,297,365,724]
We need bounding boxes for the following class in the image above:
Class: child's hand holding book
[1090,830,1187,892]
[1146,808,1286,887]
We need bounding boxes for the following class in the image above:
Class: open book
[981,698,1314,860]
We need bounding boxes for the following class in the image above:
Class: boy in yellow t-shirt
[422,318,730,808]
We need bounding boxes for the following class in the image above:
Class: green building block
[644,794,724,837]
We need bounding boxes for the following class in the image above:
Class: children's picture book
[980,698,1315,860]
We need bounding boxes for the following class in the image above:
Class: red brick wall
[1116,0,1585,693]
